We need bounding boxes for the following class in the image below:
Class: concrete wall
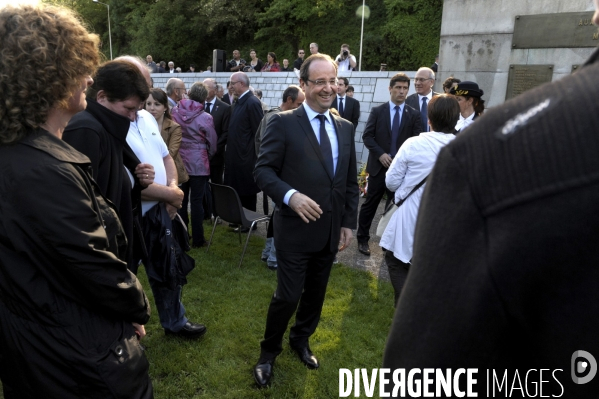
[152,71,419,167]
[438,0,596,108]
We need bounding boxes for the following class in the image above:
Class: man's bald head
[115,55,152,87]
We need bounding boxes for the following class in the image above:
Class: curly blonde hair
[0,4,100,144]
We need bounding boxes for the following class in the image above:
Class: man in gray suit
[406,67,440,131]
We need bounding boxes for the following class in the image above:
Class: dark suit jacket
[254,105,359,254]
[331,96,360,131]
[405,91,441,113]
[207,97,230,167]
[362,102,422,177]
[222,93,234,105]
[224,91,263,195]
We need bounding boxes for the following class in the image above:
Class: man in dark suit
[406,67,440,132]
[358,73,422,255]
[224,72,263,215]
[252,54,359,387]
[430,54,439,73]
[330,77,360,131]
[202,78,230,185]
[221,81,235,105]
[293,49,305,70]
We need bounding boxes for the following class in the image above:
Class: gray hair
[165,78,182,95]
[188,82,208,103]
[231,71,250,88]
[418,66,436,80]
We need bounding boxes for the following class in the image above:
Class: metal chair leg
[206,216,220,253]
[238,221,257,268]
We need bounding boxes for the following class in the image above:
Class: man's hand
[168,185,184,209]
[379,153,393,168]
[135,163,155,188]
[289,192,322,223]
[165,203,178,220]
[338,227,353,252]
[132,323,146,340]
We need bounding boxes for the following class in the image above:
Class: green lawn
[1,224,395,398]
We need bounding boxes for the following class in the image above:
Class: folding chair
[207,183,270,268]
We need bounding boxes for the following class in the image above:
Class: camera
[343,50,349,57]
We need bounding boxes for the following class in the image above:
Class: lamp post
[92,0,112,60]
[358,0,365,71]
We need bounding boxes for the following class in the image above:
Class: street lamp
[92,0,112,60]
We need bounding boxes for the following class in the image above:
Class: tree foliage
[43,0,441,71]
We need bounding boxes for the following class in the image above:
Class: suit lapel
[296,107,334,181]
[383,102,392,137]
[398,105,408,134]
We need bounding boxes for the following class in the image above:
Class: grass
[0,223,395,398]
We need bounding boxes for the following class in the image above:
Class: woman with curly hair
[0,4,152,398]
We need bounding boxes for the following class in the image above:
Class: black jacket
[64,99,145,271]
[362,102,422,177]
[208,97,231,167]
[0,130,151,398]
[224,91,263,196]
[331,95,360,131]
[384,48,599,397]
[254,106,359,253]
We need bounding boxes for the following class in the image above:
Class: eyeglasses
[414,78,433,83]
[306,78,338,87]
[230,81,242,86]
[175,87,186,92]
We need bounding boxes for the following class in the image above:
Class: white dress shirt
[455,112,475,131]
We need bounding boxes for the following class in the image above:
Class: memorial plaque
[506,65,554,100]
[513,12,598,49]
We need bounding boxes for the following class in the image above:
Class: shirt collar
[389,101,404,111]
[418,91,433,101]
[303,102,332,124]
[238,89,250,99]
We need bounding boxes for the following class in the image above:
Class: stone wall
[438,0,596,108]
[152,71,419,167]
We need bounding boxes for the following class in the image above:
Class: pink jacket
[171,99,217,176]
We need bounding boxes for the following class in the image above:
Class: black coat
[63,99,145,271]
[0,130,151,398]
[224,91,263,196]
[254,106,359,253]
[362,102,422,177]
[331,95,360,130]
[207,97,231,167]
[383,48,599,397]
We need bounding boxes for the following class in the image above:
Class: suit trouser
[260,243,336,360]
[178,176,209,246]
[210,162,224,185]
[384,250,411,306]
[357,169,391,243]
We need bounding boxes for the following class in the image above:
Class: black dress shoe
[291,346,319,369]
[358,242,371,256]
[253,359,274,387]
[164,321,207,338]
[228,223,238,228]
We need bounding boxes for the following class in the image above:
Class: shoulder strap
[396,175,429,207]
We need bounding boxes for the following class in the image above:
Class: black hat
[450,81,484,98]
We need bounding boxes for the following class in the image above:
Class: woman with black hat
[450,81,485,132]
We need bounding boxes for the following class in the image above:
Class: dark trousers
[385,251,411,306]
[357,170,392,243]
[260,245,336,360]
[239,193,257,212]
[178,175,209,246]
[210,163,224,185]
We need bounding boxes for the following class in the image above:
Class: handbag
[375,175,429,237]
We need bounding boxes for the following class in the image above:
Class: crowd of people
[2,1,599,397]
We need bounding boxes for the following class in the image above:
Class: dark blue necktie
[316,114,334,178]
[205,102,212,114]
[390,105,400,158]
[338,97,344,117]
[421,97,428,132]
